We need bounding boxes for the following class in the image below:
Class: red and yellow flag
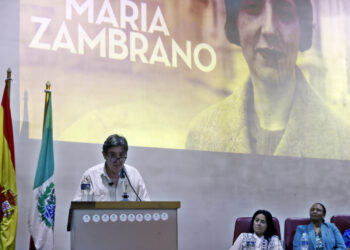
[0,83,17,250]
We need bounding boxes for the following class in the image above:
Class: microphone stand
[120,169,129,201]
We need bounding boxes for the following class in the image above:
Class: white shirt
[229,233,283,250]
[73,163,150,201]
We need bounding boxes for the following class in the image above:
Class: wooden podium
[67,201,181,250]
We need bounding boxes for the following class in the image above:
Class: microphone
[120,168,126,179]
[121,168,142,202]
[120,168,129,201]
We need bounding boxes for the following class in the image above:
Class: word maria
[29,0,217,72]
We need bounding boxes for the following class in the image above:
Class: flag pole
[6,68,12,100]
[43,82,51,134]
[1,67,17,250]
[29,81,55,250]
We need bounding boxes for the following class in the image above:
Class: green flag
[29,90,55,250]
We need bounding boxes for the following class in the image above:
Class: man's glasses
[107,155,127,163]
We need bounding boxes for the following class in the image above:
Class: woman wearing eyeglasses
[230,210,283,250]
[73,134,150,201]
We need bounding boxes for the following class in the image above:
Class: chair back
[284,218,310,250]
[232,217,281,244]
[330,215,350,235]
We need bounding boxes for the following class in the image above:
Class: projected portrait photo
[186,0,350,160]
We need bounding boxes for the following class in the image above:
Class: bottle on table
[245,233,256,250]
[80,177,92,201]
[300,232,309,250]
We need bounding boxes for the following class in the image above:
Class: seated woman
[230,210,282,250]
[293,203,346,250]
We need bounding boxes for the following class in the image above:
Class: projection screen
[20,0,350,160]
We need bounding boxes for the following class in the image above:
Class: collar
[100,163,113,183]
[101,163,128,181]
[253,232,265,240]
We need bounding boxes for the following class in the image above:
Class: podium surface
[68,201,180,250]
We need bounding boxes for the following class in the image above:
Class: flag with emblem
[0,78,18,250]
[29,84,55,250]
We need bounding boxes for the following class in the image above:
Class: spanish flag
[0,83,17,250]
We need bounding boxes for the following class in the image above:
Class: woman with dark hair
[293,203,346,250]
[230,210,282,250]
[186,0,350,160]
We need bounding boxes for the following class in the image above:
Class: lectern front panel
[70,207,178,250]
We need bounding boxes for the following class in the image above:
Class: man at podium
[73,134,150,201]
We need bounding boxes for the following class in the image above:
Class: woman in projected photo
[293,203,346,250]
[186,0,350,160]
[230,210,282,250]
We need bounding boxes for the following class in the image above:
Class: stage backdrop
[1,0,350,249]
